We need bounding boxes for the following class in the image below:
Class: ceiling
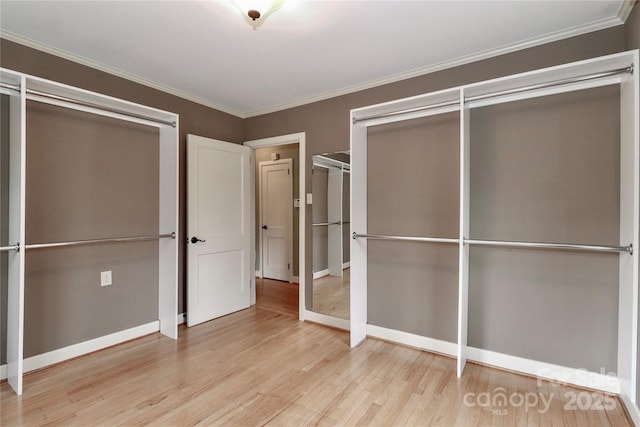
[0,1,631,118]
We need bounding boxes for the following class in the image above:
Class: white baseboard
[291,276,300,283]
[304,310,350,331]
[354,324,620,394]
[342,262,350,269]
[177,313,185,325]
[313,269,329,280]
[366,324,458,357]
[620,393,640,425]
[255,270,262,279]
[1,321,160,381]
[466,346,620,394]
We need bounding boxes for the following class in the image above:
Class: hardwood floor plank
[1,298,632,427]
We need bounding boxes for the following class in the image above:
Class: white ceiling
[0,1,630,118]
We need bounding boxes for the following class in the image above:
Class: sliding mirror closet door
[365,112,460,351]
[311,152,350,320]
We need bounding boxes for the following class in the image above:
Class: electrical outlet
[101,270,112,286]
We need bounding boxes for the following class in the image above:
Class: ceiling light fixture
[232,0,286,29]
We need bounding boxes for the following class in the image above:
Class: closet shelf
[1,82,177,128]
[353,63,633,125]
[25,232,176,250]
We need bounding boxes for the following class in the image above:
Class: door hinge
[288,168,290,175]
[288,263,291,270]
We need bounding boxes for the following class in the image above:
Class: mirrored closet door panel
[311,151,350,319]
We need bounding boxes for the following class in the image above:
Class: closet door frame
[0,68,180,395]
[350,50,639,403]
[2,69,26,395]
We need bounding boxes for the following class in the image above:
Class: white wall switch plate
[306,193,313,204]
[101,270,112,286]
[293,198,300,208]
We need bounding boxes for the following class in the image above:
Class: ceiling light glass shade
[232,0,285,28]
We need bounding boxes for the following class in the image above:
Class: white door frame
[244,133,306,321]
[259,158,293,282]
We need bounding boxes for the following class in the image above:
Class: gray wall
[627,4,640,51]
[24,101,159,357]
[467,86,620,372]
[254,143,299,277]
[365,80,621,372]
[367,113,460,342]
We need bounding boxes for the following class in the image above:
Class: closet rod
[0,82,20,92]
[0,244,19,252]
[26,232,176,250]
[465,238,632,255]
[465,65,633,103]
[352,98,459,124]
[27,89,177,127]
[352,64,633,124]
[0,82,176,127]
[313,221,342,227]
[353,233,633,255]
[352,232,458,244]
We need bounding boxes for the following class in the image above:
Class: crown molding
[244,15,625,117]
[1,8,628,120]
[0,30,245,118]
[618,0,636,22]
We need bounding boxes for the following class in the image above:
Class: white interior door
[187,135,252,327]
[260,160,292,282]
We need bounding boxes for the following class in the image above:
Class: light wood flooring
[312,269,350,320]
[1,279,631,426]
[256,277,299,317]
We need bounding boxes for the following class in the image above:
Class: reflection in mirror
[311,151,350,319]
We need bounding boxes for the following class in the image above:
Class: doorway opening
[244,133,306,321]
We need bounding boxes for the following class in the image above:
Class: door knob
[191,236,206,244]
[262,225,268,230]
